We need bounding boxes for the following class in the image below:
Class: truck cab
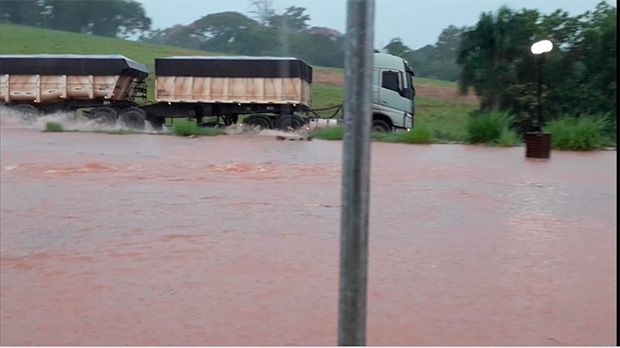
[371,52,415,132]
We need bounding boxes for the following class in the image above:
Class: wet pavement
[0,125,616,345]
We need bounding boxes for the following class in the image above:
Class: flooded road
[0,125,616,345]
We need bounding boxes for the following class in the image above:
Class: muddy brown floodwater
[0,123,616,346]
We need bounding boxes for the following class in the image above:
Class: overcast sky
[136,0,612,49]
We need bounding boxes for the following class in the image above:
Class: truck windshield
[403,70,415,100]
[402,61,415,100]
[407,71,415,98]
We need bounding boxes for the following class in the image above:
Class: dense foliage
[138,5,345,68]
[382,25,467,81]
[1,0,151,38]
[456,2,616,129]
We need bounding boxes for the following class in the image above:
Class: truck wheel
[244,115,273,130]
[119,107,146,130]
[90,107,118,126]
[372,119,391,133]
[275,115,305,131]
[13,104,40,123]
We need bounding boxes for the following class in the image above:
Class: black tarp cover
[0,54,149,79]
[155,56,312,83]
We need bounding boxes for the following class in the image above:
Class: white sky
[136,0,613,49]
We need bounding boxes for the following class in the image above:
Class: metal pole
[537,54,544,130]
[338,0,375,346]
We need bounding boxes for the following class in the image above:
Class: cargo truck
[0,52,415,132]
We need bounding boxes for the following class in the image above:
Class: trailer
[0,54,150,127]
[139,56,315,130]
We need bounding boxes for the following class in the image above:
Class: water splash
[0,106,161,133]
[224,123,311,138]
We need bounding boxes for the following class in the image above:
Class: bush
[171,121,223,137]
[544,114,615,151]
[312,124,434,144]
[466,111,519,145]
[45,122,64,132]
[311,126,344,140]
[374,123,434,144]
[495,127,521,147]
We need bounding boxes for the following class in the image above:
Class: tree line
[139,0,345,68]
[382,25,467,82]
[1,0,151,38]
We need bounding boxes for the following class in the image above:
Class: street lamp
[525,39,553,159]
[530,39,553,131]
[531,39,553,55]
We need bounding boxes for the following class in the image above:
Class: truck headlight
[405,113,413,128]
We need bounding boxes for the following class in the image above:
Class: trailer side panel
[155,76,311,106]
[154,56,313,107]
[0,55,148,106]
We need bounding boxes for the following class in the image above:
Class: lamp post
[530,39,553,130]
[525,39,553,158]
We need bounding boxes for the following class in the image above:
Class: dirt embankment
[314,69,479,103]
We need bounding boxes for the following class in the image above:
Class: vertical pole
[536,54,544,130]
[338,0,375,346]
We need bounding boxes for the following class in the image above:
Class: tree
[190,12,258,52]
[248,0,274,26]
[75,0,151,38]
[382,38,412,57]
[230,25,279,55]
[1,0,52,27]
[140,25,202,50]
[4,0,152,38]
[457,7,539,110]
[300,32,345,67]
[542,1,617,119]
[435,25,467,58]
[269,6,310,31]
[381,26,467,81]
[114,0,152,38]
[39,0,84,33]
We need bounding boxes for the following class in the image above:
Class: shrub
[312,124,434,144]
[374,123,433,144]
[171,121,223,137]
[311,126,344,140]
[495,127,521,147]
[45,122,64,132]
[466,110,518,145]
[544,114,615,151]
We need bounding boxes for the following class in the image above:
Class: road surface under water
[0,124,616,345]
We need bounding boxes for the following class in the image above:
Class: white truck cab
[371,52,415,132]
